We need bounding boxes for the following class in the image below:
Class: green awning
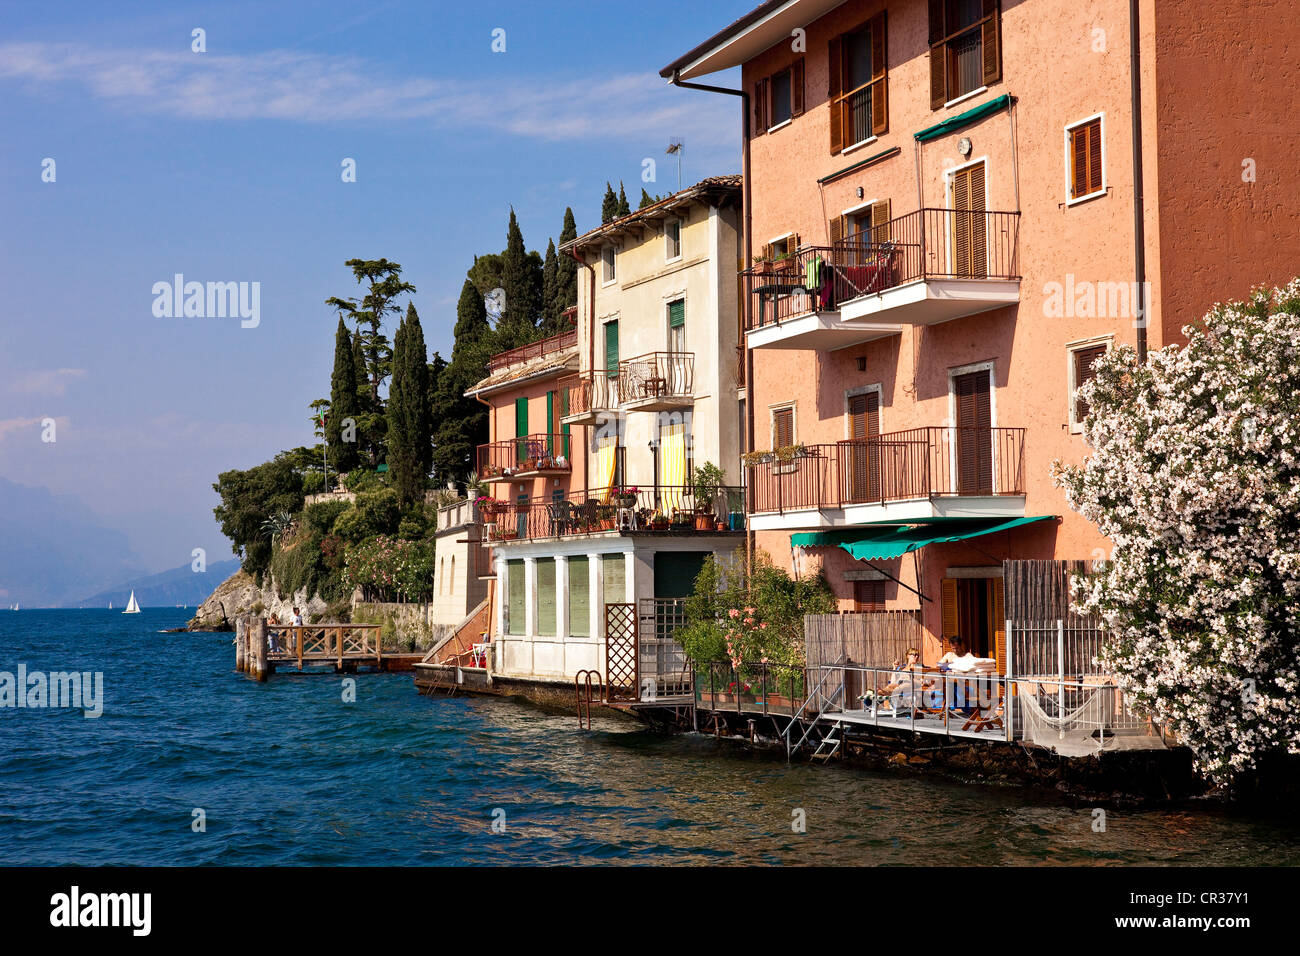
[791,515,1053,562]
[914,94,1014,143]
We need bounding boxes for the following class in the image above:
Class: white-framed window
[601,245,617,285]
[665,218,682,261]
[1067,336,1112,433]
[770,403,796,449]
[1064,112,1106,205]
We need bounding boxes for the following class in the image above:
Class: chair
[547,500,572,536]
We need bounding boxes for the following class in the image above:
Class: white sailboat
[123,591,141,614]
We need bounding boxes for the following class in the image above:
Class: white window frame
[665,218,682,263]
[943,155,991,275]
[1066,334,1113,433]
[768,67,794,131]
[601,245,617,286]
[1064,111,1107,206]
[945,360,998,494]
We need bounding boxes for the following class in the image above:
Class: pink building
[663,0,1299,671]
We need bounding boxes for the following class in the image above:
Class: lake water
[1,608,1296,866]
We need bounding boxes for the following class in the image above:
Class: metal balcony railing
[476,433,573,480]
[479,484,746,542]
[558,370,620,419]
[486,329,577,372]
[617,352,694,405]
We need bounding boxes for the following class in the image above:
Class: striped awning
[791,515,1054,562]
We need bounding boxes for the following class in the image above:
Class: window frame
[1066,335,1112,433]
[601,245,617,286]
[929,0,1001,111]
[769,66,793,129]
[829,12,889,153]
[770,402,796,454]
[665,217,682,262]
[1064,112,1107,206]
[753,58,804,136]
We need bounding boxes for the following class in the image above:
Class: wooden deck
[236,618,422,677]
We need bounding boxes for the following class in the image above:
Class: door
[847,391,880,502]
[514,396,529,467]
[950,161,987,278]
[604,320,620,405]
[953,370,992,494]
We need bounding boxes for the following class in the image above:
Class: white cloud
[9,368,86,396]
[0,42,738,147]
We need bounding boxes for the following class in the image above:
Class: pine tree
[541,238,561,334]
[601,182,618,224]
[616,181,631,217]
[431,280,492,484]
[327,316,361,474]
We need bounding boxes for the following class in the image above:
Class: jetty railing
[267,623,384,667]
[693,660,807,718]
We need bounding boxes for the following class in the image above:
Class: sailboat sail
[123,591,141,614]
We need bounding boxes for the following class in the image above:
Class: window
[854,579,886,611]
[506,559,525,635]
[1069,341,1108,432]
[667,299,685,352]
[830,200,891,247]
[952,367,993,495]
[665,218,682,260]
[603,319,619,372]
[772,405,795,449]
[760,234,798,262]
[537,558,556,637]
[569,557,590,637]
[1066,115,1105,203]
[602,553,626,605]
[602,245,616,284]
[829,12,888,152]
[949,160,987,277]
[929,0,1001,109]
[753,59,804,135]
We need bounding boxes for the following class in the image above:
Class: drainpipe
[1129,0,1148,363]
[667,70,753,564]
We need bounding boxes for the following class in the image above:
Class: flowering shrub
[1053,280,1300,785]
[342,534,433,603]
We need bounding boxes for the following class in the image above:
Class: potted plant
[614,486,639,508]
[597,503,616,530]
[649,510,670,531]
[475,495,503,520]
[691,462,726,529]
[670,509,692,530]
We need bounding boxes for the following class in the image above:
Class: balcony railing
[486,329,577,372]
[476,433,573,480]
[747,427,1024,514]
[480,484,746,542]
[618,352,694,407]
[559,369,620,421]
[742,208,1020,330]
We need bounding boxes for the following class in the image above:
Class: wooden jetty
[234,615,423,679]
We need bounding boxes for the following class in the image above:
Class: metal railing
[741,208,1020,330]
[481,484,746,542]
[618,351,694,404]
[747,426,1025,514]
[476,433,573,479]
[559,370,620,419]
[695,660,808,719]
[486,329,577,372]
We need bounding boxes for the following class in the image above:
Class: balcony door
[953,369,993,495]
[847,391,880,503]
[950,160,987,278]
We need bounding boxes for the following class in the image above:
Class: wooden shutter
[941,577,959,642]
[1073,344,1106,423]
[753,77,767,135]
[791,58,805,117]
[773,407,794,448]
[854,579,886,611]
[568,556,590,637]
[537,558,556,636]
[849,392,880,502]
[1070,119,1103,198]
[928,0,946,109]
[981,0,1002,86]
[829,215,844,247]
[514,396,528,437]
[602,553,625,604]
[507,559,525,635]
[990,579,1006,674]
[952,162,986,277]
[870,199,892,244]
[604,320,619,372]
[870,12,888,136]
[828,35,843,152]
[954,370,993,494]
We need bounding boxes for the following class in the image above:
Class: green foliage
[431,279,491,484]
[302,499,350,536]
[601,182,618,224]
[212,456,305,579]
[554,207,578,318]
[639,188,660,209]
[396,502,431,541]
[496,208,543,349]
[540,239,561,334]
[269,527,347,602]
[387,303,431,506]
[616,181,630,217]
[344,535,434,602]
[331,488,401,544]
[328,315,362,473]
[341,466,385,494]
[302,471,325,494]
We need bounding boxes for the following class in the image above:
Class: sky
[0,0,747,585]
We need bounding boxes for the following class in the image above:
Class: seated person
[880,647,933,711]
[939,637,980,672]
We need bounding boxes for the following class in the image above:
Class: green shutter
[559,386,571,453]
[602,552,626,605]
[515,396,528,437]
[654,552,708,600]
[546,390,554,455]
[604,321,619,372]
[668,299,685,328]
[537,558,556,636]
[568,556,590,637]
[507,559,525,635]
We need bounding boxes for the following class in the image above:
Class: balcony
[479,485,746,543]
[559,370,620,426]
[745,427,1025,530]
[486,329,577,372]
[741,209,1020,350]
[477,433,573,483]
[618,351,694,412]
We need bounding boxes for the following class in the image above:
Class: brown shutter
[955,370,992,494]
[791,232,802,253]
[791,58,805,117]
[1073,344,1106,422]
[952,168,971,272]
[1070,125,1089,198]
[969,161,987,274]
[1087,118,1102,193]
[981,0,1002,86]
[941,577,959,642]
[870,12,888,136]
[991,579,1006,674]
[753,77,767,135]
[761,241,773,263]
[870,199,891,244]
[773,407,794,448]
[828,36,843,152]
[929,0,946,109]
[828,215,843,247]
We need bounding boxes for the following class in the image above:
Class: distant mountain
[74,558,242,609]
[0,477,148,608]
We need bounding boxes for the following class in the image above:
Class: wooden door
[951,161,987,278]
[847,391,880,502]
[954,370,992,494]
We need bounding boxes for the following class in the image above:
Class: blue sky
[0,0,746,583]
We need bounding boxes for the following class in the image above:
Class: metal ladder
[809,720,846,762]
[785,659,847,759]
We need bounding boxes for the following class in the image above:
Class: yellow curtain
[596,440,617,501]
[661,423,687,513]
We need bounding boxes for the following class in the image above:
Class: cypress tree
[432,280,492,484]
[639,188,658,209]
[601,183,618,224]
[405,304,431,485]
[327,316,361,474]
[387,314,413,503]
[541,238,560,334]
[497,208,541,349]
[616,181,631,217]
[555,207,578,321]
[387,303,430,507]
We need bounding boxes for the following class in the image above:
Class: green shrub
[303,499,350,536]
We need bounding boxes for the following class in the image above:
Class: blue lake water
[1,608,1296,865]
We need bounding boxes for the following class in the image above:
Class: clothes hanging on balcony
[660,423,688,514]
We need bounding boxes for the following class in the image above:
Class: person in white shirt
[291,607,304,626]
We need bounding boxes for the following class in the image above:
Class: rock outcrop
[188,568,329,630]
